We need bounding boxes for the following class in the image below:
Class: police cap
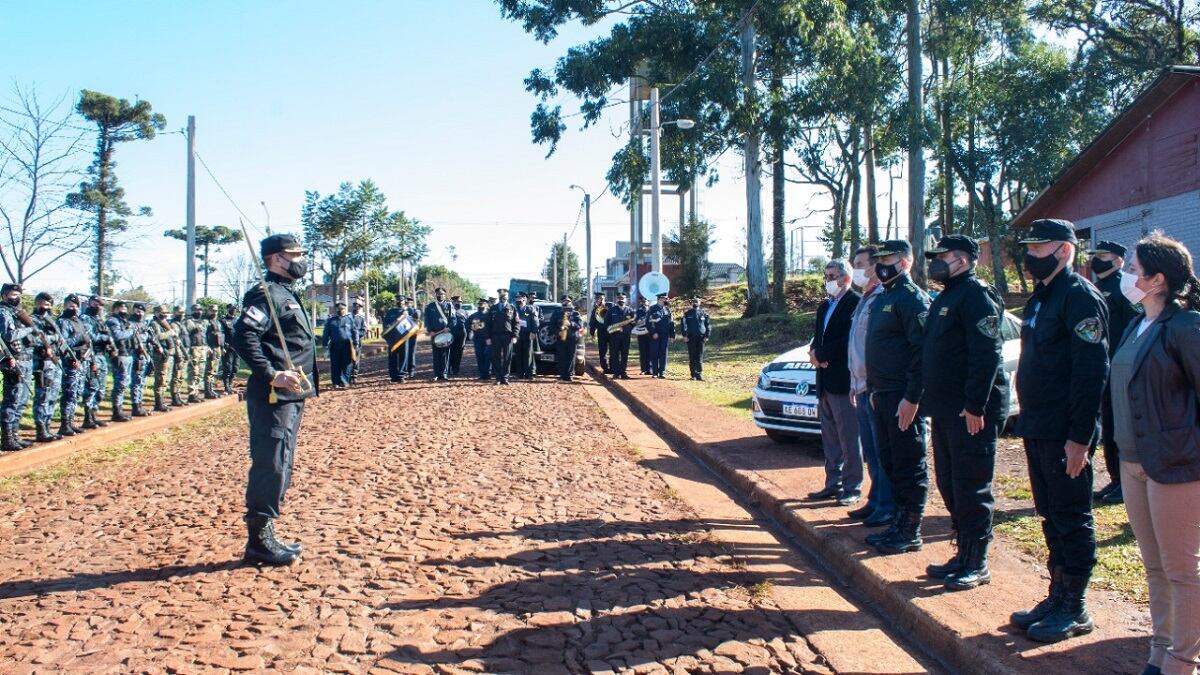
[88,295,104,305]
[925,234,980,260]
[34,291,54,303]
[657,293,668,299]
[1019,219,1078,245]
[154,304,169,313]
[132,302,146,312]
[260,233,304,258]
[1087,240,1127,258]
[873,240,912,258]
[0,282,22,295]
[63,294,81,306]
[111,300,127,310]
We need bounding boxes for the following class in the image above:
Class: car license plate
[782,403,817,419]
[537,354,555,362]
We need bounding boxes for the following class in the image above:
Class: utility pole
[185,115,196,307]
[571,185,592,313]
[741,14,767,314]
[649,86,663,273]
[552,246,558,300]
[907,0,927,284]
[562,232,568,300]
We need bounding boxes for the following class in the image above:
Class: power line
[191,148,267,240]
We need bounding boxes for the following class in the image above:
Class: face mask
[617,300,625,306]
[1024,245,1063,281]
[852,268,870,288]
[34,306,48,315]
[133,313,144,321]
[824,280,842,296]
[1120,271,1148,304]
[875,262,900,283]
[284,258,308,280]
[117,310,128,318]
[1090,258,1114,276]
[928,259,952,283]
[86,306,101,316]
[62,308,77,318]
[191,312,201,319]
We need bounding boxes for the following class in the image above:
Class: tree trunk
[864,121,880,244]
[849,125,862,257]
[771,109,786,312]
[966,55,976,237]
[741,15,769,316]
[907,0,927,286]
[95,133,111,297]
[982,186,1008,297]
[941,54,954,235]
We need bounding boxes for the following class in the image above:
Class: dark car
[530,300,586,376]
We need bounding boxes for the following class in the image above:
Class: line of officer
[515,292,540,379]
[920,235,1009,591]
[646,293,674,378]
[589,292,611,374]
[863,240,932,556]
[0,283,35,450]
[1086,240,1138,506]
[467,298,492,380]
[486,288,518,385]
[680,296,711,381]
[232,234,317,567]
[551,295,585,382]
[80,295,113,429]
[603,292,634,379]
[1010,219,1109,643]
[31,292,68,442]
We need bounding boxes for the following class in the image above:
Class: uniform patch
[883,304,893,312]
[1074,317,1104,343]
[939,307,949,316]
[976,315,1000,339]
[243,305,266,326]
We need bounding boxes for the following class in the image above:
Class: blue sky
[2,1,859,302]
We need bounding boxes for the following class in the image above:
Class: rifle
[30,313,61,366]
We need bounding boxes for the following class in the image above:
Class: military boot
[244,516,298,566]
[266,519,303,555]
[1012,565,1064,629]
[11,425,32,449]
[153,395,170,413]
[875,510,923,555]
[1,425,21,452]
[57,413,77,437]
[81,408,98,429]
[223,379,234,395]
[171,392,185,406]
[111,403,131,422]
[35,421,61,443]
[865,512,902,546]
[1027,573,1094,642]
[187,393,201,404]
[926,536,963,579]
[944,539,991,591]
[132,401,151,417]
[204,384,218,400]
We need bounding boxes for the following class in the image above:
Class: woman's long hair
[1135,231,1200,310]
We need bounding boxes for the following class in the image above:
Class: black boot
[90,408,108,427]
[132,401,151,417]
[171,392,185,407]
[81,408,99,429]
[866,513,902,546]
[1,424,21,452]
[57,416,77,437]
[945,539,991,590]
[926,537,962,579]
[61,408,83,434]
[223,380,233,395]
[204,385,218,400]
[187,393,200,404]
[153,395,170,413]
[266,519,303,555]
[875,510,923,554]
[244,516,298,566]
[1027,573,1094,642]
[111,402,131,422]
[1012,565,1064,629]
[35,420,60,443]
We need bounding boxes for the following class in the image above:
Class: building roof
[1011,65,1200,229]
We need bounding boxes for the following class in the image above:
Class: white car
[752,312,1023,443]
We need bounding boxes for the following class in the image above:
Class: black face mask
[928,259,952,283]
[62,308,77,318]
[1090,257,1114,276]
[116,310,128,318]
[284,259,307,280]
[191,312,202,319]
[1024,245,1063,281]
[133,312,144,321]
[875,262,901,283]
[86,306,101,316]
[33,306,48,315]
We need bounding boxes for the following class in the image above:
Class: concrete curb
[0,396,240,479]
[586,361,1140,675]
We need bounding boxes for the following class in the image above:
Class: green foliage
[66,90,166,297]
[669,217,714,298]
[163,225,243,298]
[542,241,585,300]
[415,264,485,302]
[372,289,397,317]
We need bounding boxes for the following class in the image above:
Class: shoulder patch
[1074,317,1104,344]
[977,315,1000,339]
[917,311,929,323]
[939,307,949,316]
[243,305,267,326]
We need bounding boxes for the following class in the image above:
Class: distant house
[593,240,745,299]
[1011,65,1200,257]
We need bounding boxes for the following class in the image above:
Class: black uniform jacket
[1095,271,1139,357]
[487,301,520,338]
[1015,270,1109,445]
[865,273,930,403]
[811,290,860,397]
[233,272,318,403]
[920,272,1008,419]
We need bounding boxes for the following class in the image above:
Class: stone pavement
[0,349,932,674]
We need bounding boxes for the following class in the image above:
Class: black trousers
[1024,437,1097,576]
[870,389,929,516]
[245,397,304,520]
[930,413,998,544]
[609,332,630,376]
[515,331,535,378]
[637,335,650,373]
[557,339,577,378]
[450,332,466,374]
[596,331,610,371]
[1099,386,1120,484]
[220,346,239,384]
[686,337,706,377]
[430,341,450,379]
[401,339,416,376]
[472,337,491,379]
[388,344,404,380]
[491,337,513,382]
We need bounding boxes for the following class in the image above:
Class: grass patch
[747,580,775,601]
[994,473,1033,500]
[0,408,244,494]
[994,502,1146,603]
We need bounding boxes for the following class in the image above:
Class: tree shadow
[0,559,243,600]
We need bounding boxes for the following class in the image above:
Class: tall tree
[163,225,243,299]
[66,90,165,297]
[0,86,90,285]
[668,216,715,298]
[542,241,585,300]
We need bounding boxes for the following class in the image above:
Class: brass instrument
[559,307,570,342]
[595,304,607,322]
[470,318,484,332]
[607,317,636,334]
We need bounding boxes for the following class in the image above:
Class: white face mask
[825,280,843,296]
[852,268,870,288]
[1120,271,1147,304]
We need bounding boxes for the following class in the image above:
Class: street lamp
[570,184,593,315]
[260,201,271,235]
[647,86,694,274]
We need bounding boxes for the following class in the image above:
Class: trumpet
[607,317,636,334]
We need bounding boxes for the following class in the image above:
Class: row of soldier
[0,284,240,452]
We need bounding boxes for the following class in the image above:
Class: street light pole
[649,87,663,274]
[260,201,271,235]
